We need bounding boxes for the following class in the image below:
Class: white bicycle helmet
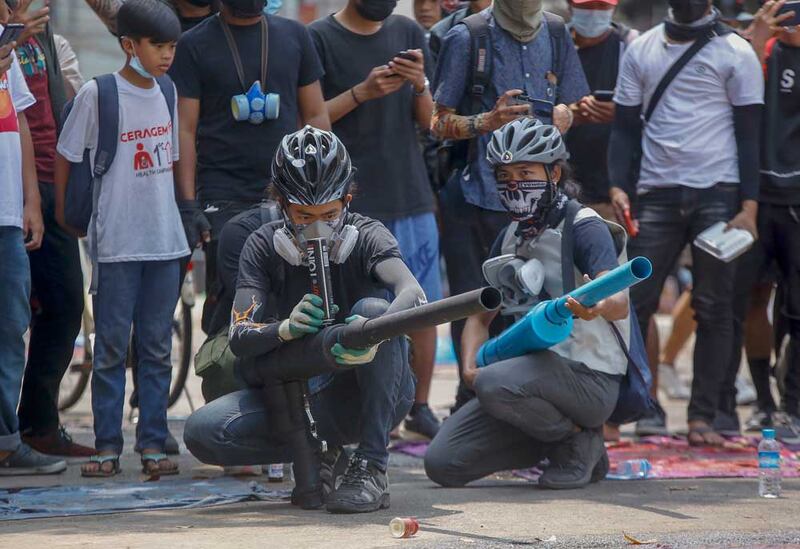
[486,118,569,168]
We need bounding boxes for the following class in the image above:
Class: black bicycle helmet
[271,126,355,205]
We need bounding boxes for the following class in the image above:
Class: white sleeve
[726,35,765,106]
[56,81,99,163]
[171,82,179,162]
[614,41,644,107]
[8,52,35,112]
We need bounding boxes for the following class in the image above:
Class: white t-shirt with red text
[57,72,189,262]
[0,46,35,229]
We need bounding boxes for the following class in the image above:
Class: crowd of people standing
[0,0,798,516]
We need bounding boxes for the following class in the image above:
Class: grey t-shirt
[615,24,764,192]
[57,73,189,262]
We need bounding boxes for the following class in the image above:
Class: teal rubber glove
[330,315,382,365]
[279,294,338,341]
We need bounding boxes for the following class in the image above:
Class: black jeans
[439,174,509,411]
[628,184,739,424]
[723,203,800,416]
[18,182,84,436]
[425,351,620,487]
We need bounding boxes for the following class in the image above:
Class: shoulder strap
[92,74,119,178]
[543,12,565,87]
[461,12,492,115]
[644,28,719,123]
[560,200,583,295]
[155,75,176,123]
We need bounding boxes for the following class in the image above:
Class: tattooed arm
[228,287,283,358]
[83,0,122,35]
[431,89,531,141]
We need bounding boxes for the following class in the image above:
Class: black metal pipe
[337,287,502,349]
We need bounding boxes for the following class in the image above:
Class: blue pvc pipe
[476,257,652,368]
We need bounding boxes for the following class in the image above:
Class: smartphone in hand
[0,24,25,52]
[593,90,615,102]
[510,94,555,119]
[777,1,800,27]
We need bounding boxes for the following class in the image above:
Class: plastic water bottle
[758,428,782,498]
[615,459,651,479]
[267,463,284,483]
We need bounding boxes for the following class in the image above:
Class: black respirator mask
[668,0,711,24]
[221,0,266,18]
[355,0,397,22]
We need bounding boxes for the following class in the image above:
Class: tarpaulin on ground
[0,478,289,521]
[391,436,800,480]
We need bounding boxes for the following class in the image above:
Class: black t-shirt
[566,26,625,204]
[236,213,403,322]
[309,14,435,222]
[171,15,324,203]
[180,15,212,33]
[208,204,281,335]
[761,41,800,205]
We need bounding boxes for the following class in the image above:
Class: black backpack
[436,12,567,188]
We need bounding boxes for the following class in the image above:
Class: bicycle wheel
[59,343,92,412]
[168,300,193,408]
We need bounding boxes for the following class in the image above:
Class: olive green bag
[194,329,243,402]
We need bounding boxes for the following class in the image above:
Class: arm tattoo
[431,104,489,141]
[83,0,122,34]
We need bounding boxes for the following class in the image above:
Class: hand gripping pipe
[476,256,652,367]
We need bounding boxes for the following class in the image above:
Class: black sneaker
[774,413,800,444]
[635,402,669,437]
[320,446,351,502]
[712,410,741,437]
[539,428,606,490]
[326,454,390,514]
[0,443,67,476]
[744,409,774,432]
[404,404,441,440]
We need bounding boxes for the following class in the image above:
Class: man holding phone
[309,0,442,441]
[565,0,638,222]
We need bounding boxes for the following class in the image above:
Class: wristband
[350,87,362,106]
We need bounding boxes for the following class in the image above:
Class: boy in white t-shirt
[0,16,62,475]
[54,0,189,477]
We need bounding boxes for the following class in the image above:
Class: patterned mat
[391,436,800,480]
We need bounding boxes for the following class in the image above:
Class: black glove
[177,199,211,248]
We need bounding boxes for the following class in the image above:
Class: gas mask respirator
[232,81,280,125]
[273,217,360,268]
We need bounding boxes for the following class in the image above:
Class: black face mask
[222,0,265,17]
[668,0,711,24]
[185,0,213,7]
[355,0,397,22]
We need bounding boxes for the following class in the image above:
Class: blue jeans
[184,298,416,470]
[628,184,739,423]
[92,260,180,454]
[0,227,31,452]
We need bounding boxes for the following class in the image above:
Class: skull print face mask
[498,179,554,238]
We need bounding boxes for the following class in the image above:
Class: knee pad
[350,297,390,320]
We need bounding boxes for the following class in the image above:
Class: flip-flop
[82,454,121,477]
[687,425,724,447]
[141,453,179,476]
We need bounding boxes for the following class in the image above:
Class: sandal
[82,454,121,478]
[141,453,179,476]
[687,424,725,447]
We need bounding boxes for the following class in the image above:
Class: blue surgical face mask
[128,43,154,79]
[570,7,614,38]
[264,0,283,14]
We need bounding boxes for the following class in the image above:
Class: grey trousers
[425,351,620,487]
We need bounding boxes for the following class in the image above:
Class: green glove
[330,315,382,366]
[279,294,338,341]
